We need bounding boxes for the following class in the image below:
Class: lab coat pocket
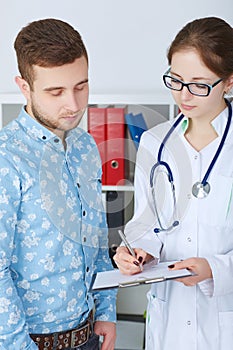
[145,289,165,350]
[219,311,233,350]
[200,175,233,227]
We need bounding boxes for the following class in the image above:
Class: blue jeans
[66,332,100,350]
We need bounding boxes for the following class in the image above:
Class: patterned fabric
[0,107,116,350]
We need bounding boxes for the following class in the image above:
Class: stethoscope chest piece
[192,181,211,199]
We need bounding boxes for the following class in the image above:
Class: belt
[30,311,93,350]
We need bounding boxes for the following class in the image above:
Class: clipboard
[90,260,193,291]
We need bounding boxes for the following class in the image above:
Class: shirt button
[42,136,47,140]
[83,236,86,242]
[83,210,86,216]
[187,237,192,242]
[194,155,198,160]
[54,138,59,143]
[77,183,80,188]
[86,267,89,272]
[187,320,191,325]
[187,193,191,199]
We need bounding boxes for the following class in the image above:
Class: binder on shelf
[125,112,148,149]
[105,107,125,185]
[88,106,107,185]
[106,191,125,268]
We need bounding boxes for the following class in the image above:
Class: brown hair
[167,17,233,80]
[14,18,88,88]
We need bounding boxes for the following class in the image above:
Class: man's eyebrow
[76,78,89,86]
[43,79,89,92]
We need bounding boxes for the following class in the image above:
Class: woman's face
[169,49,229,122]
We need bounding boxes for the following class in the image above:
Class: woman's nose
[180,85,193,100]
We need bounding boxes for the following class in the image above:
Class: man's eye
[76,83,88,91]
[50,90,63,96]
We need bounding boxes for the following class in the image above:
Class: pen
[118,229,143,271]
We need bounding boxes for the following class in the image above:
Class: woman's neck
[184,118,218,151]
[184,100,228,151]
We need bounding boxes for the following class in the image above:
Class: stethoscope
[150,99,232,233]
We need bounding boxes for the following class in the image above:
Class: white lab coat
[125,101,233,350]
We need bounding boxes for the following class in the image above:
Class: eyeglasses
[163,68,222,97]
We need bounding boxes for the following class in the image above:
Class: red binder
[88,107,107,185]
[105,107,125,185]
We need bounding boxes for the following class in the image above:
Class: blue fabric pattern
[0,107,116,350]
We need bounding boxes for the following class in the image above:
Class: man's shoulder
[72,127,98,146]
[0,119,21,147]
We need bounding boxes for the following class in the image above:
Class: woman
[114,17,233,350]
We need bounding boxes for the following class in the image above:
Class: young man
[0,18,116,350]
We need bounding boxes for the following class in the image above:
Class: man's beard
[30,101,86,134]
[31,102,64,132]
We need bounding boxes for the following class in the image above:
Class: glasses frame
[163,68,222,97]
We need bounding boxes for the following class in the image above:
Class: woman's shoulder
[140,119,173,145]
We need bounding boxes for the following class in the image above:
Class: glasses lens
[164,76,182,91]
[188,83,209,96]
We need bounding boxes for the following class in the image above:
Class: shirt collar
[179,100,232,137]
[17,106,58,143]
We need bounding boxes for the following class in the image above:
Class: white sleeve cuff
[198,278,214,297]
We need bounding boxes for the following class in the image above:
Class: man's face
[26,56,89,139]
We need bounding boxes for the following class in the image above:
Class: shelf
[102,185,134,192]
[0,93,177,129]
[0,92,174,104]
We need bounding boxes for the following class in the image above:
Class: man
[0,18,116,350]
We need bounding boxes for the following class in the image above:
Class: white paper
[91,260,192,290]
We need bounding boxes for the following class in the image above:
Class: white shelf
[0,93,25,103]
[0,92,173,104]
[102,185,134,192]
[0,92,176,121]
[89,92,174,105]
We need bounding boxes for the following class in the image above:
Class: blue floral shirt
[0,107,116,350]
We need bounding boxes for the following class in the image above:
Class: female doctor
[114,17,233,350]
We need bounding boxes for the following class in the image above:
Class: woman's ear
[15,76,31,99]
[225,74,233,95]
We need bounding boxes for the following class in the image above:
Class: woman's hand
[169,257,213,286]
[113,246,152,275]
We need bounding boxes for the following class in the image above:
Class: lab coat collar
[180,100,233,137]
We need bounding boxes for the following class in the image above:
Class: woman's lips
[181,104,195,111]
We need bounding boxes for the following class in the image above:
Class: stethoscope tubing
[150,99,232,189]
[150,98,232,233]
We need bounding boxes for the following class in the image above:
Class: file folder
[106,191,125,268]
[90,260,193,291]
[105,107,125,185]
[125,112,148,150]
[88,106,107,185]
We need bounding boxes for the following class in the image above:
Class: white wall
[1,0,232,95]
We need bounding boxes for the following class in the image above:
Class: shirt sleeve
[0,161,38,350]
[205,254,233,297]
[85,161,117,323]
[92,204,117,323]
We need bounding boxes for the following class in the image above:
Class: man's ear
[15,76,31,99]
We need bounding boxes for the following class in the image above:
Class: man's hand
[94,321,116,350]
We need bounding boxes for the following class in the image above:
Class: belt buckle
[71,322,90,348]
